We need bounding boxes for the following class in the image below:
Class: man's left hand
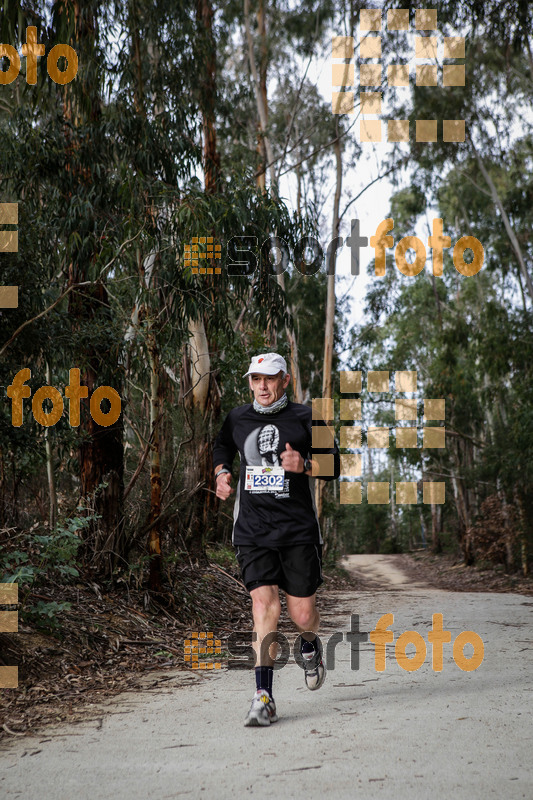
[280,442,304,473]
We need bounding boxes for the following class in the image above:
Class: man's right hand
[215,472,234,501]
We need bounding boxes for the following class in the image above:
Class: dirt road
[1,555,532,799]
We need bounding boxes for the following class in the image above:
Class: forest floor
[0,547,532,742]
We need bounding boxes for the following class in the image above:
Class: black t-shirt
[212,401,340,546]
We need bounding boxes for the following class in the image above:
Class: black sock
[255,666,273,696]
[300,635,317,655]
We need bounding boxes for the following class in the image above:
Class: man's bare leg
[243,585,280,726]
[285,592,319,638]
[250,584,281,665]
[285,592,325,690]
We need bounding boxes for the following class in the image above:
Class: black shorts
[235,543,323,597]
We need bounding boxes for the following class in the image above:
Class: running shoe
[244,689,279,727]
[302,643,327,691]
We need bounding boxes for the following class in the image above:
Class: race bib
[245,465,285,492]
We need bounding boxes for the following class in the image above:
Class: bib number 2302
[245,466,284,492]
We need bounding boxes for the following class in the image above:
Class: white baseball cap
[243,352,288,377]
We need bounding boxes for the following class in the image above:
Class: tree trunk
[390,460,397,543]
[65,0,125,578]
[317,132,342,519]
[322,133,342,401]
[430,503,442,553]
[450,450,473,564]
[188,317,211,413]
[255,0,267,191]
[177,0,223,558]
[196,0,221,193]
[243,0,303,401]
[147,331,162,591]
[514,489,529,577]
[44,362,57,531]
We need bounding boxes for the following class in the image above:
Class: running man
[213,352,340,726]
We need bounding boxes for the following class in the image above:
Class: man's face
[249,371,290,407]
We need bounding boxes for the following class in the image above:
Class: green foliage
[206,544,238,570]
[0,519,85,586]
[0,516,89,630]
[23,600,73,631]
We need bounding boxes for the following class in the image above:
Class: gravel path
[1,556,532,799]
